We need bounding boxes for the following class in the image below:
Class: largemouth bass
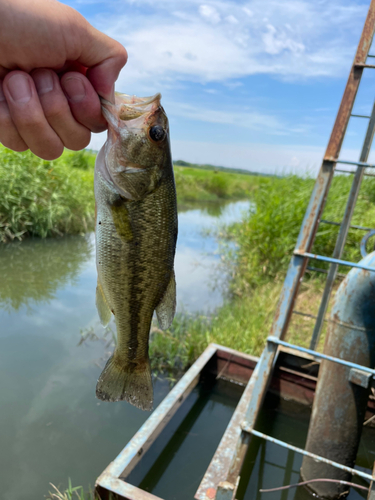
[94,92,178,411]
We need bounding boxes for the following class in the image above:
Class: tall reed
[0,147,95,242]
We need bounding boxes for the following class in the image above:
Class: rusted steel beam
[97,477,164,500]
[244,430,374,482]
[325,0,375,160]
[301,251,375,498]
[273,0,375,343]
[310,95,375,349]
[194,363,256,500]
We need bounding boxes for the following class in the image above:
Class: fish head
[100,93,171,200]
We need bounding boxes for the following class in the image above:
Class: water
[126,374,244,499]
[237,394,375,500]
[0,199,250,500]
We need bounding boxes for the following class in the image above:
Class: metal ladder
[203,2,375,498]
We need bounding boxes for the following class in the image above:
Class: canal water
[0,199,250,500]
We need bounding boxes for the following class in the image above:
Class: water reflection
[176,200,250,312]
[178,199,238,218]
[0,200,250,314]
[0,235,93,311]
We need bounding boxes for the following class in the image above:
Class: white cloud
[226,15,239,24]
[88,131,106,152]
[169,101,290,133]
[90,0,366,89]
[242,7,253,17]
[199,4,221,23]
[262,24,305,55]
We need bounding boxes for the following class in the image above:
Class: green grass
[150,173,375,371]
[0,146,95,242]
[174,165,268,203]
[150,282,282,374]
[47,480,113,500]
[223,173,375,293]
[0,147,260,242]
[3,145,372,368]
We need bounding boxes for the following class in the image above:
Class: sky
[62,0,375,175]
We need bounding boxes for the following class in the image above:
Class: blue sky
[62,0,375,175]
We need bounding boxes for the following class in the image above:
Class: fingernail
[8,74,32,103]
[0,83,5,102]
[33,70,54,95]
[62,77,86,102]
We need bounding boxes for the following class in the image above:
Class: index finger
[61,72,107,133]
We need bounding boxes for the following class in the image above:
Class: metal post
[310,97,375,349]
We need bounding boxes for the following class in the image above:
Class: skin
[0,0,128,160]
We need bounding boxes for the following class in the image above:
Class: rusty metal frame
[96,343,331,500]
[95,343,263,499]
[95,344,218,499]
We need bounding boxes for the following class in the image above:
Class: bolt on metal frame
[197,1,375,498]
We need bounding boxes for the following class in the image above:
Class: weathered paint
[268,337,375,375]
[207,4,375,496]
[301,251,375,499]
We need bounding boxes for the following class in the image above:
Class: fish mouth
[100,93,162,125]
[115,92,162,107]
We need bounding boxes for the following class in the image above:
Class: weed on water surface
[47,480,92,500]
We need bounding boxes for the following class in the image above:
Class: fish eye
[149,125,166,142]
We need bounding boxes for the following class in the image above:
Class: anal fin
[156,270,176,330]
[96,282,112,326]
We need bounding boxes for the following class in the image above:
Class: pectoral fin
[96,282,112,326]
[156,271,176,330]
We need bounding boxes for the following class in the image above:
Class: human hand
[0,0,127,160]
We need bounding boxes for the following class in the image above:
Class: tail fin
[96,355,153,411]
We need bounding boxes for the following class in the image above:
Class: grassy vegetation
[150,173,375,370]
[0,147,259,242]
[174,163,267,203]
[47,481,114,500]
[47,481,92,500]
[0,146,95,242]
[3,145,374,368]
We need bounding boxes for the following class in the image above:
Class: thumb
[76,23,127,102]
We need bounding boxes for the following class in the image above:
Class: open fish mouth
[100,93,162,127]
